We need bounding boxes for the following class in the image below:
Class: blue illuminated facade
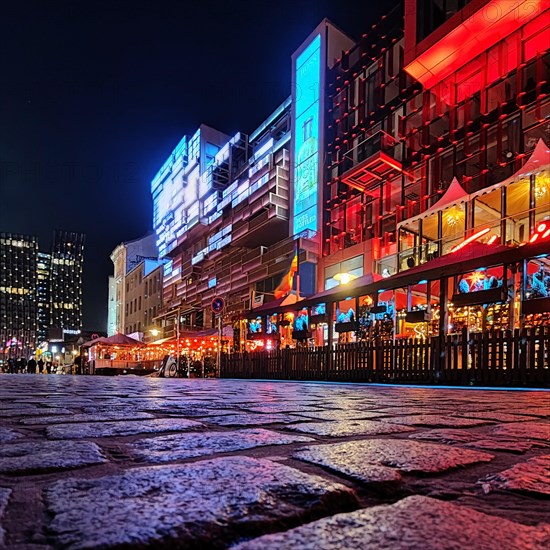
[293,34,321,236]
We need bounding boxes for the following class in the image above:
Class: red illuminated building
[239,0,549,349]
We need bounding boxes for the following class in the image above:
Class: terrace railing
[220,327,550,387]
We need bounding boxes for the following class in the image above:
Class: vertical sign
[293,34,321,236]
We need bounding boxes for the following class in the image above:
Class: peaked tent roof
[399,139,550,230]
[399,177,469,228]
[83,333,145,348]
[474,138,550,199]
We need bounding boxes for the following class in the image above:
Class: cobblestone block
[0,428,21,443]
[205,414,304,426]
[492,422,550,442]
[383,415,491,427]
[20,411,155,425]
[0,440,107,474]
[233,495,550,550]
[47,418,202,439]
[45,456,358,548]
[287,420,415,437]
[293,439,493,476]
[130,428,314,462]
[480,455,550,496]
[0,488,10,545]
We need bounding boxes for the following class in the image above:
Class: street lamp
[334,272,356,285]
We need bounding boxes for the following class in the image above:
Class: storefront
[236,141,550,348]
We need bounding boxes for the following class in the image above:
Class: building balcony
[339,131,404,192]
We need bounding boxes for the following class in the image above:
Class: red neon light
[528,223,550,244]
[451,228,490,253]
[405,0,547,89]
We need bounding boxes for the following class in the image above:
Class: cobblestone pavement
[0,374,549,549]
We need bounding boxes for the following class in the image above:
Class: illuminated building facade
[110,232,157,335]
[152,101,303,347]
[107,276,116,336]
[236,0,549,348]
[124,259,163,338]
[0,233,38,362]
[49,230,85,335]
[300,0,550,342]
[36,251,51,342]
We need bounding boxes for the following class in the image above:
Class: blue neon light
[293,34,321,236]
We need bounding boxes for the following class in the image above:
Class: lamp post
[175,307,181,376]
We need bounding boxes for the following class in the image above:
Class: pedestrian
[27,357,37,374]
[7,358,15,374]
[18,357,26,373]
[47,361,53,374]
[37,357,44,373]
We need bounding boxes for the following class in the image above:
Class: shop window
[294,308,309,332]
[525,257,550,300]
[506,178,531,244]
[472,188,502,242]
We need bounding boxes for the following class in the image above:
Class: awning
[247,293,299,317]
[273,239,550,312]
[147,337,173,346]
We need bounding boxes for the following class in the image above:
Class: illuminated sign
[293,34,321,236]
[529,222,550,243]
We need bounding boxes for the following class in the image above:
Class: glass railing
[340,131,401,177]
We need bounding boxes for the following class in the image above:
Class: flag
[274,244,299,299]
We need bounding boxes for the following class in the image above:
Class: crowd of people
[1,357,76,374]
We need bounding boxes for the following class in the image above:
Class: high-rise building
[36,251,51,342]
[49,230,85,335]
[0,229,85,364]
[0,233,39,362]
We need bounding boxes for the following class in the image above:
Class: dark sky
[1,0,397,330]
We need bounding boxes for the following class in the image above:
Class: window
[324,255,364,290]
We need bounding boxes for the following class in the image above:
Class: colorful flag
[274,244,299,299]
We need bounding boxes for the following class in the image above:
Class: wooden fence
[220,327,550,387]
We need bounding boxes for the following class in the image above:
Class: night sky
[1,0,398,330]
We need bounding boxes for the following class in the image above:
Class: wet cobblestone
[233,495,550,550]
[0,374,548,548]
